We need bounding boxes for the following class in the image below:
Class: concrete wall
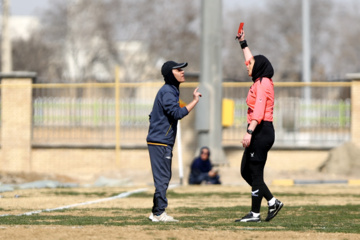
[28,147,328,184]
[1,73,34,173]
[349,73,360,147]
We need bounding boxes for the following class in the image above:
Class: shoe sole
[265,202,284,222]
[235,219,261,223]
[150,214,179,222]
[152,218,179,222]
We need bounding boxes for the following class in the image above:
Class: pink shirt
[246,77,274,124]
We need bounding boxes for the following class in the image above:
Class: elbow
[176,107,189,120]
[252,117,262,124]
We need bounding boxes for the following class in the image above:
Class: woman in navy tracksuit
[147,61,201,222]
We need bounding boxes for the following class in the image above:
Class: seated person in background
[188,147,221,185]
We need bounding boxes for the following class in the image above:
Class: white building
[0,15,40,40]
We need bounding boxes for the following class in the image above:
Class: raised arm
[236,30,253,64]
[186,87,202,113]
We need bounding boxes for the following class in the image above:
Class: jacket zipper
[165,123,173,136]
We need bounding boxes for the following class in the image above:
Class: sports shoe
[235,212,261,223]
[149,213,154,221]
[265,199,283,221]
[151,212,179,222]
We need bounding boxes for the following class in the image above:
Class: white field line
[0,183,181,217]
[0,187,148,217]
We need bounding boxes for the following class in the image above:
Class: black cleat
[265,199,283,221]
[235,212,261,223]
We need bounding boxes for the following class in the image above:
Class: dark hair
[200,146,210,157]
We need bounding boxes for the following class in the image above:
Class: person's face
[246,58,255,77]
[172,68,185,83]
[200,149,209,160]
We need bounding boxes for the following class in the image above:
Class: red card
[237,22,244,34]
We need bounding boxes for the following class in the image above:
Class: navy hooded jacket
[146,84,189,146]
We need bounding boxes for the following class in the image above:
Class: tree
[39,0,120,83]
[30,0,201,83]
[221,0,360,82]
[12,0,359,84]
[12,34,53,82]
[111,0,201,78]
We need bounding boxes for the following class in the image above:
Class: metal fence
[32,83,155,147]
[223,82,351,148]
[31,82,351,149]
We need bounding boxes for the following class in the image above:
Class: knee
[241,172,252,186]
[240,166,248,179]
[240,171,246,181]
[251,174,265,186]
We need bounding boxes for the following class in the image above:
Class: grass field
[0,185,359,239]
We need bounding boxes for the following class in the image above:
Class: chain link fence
[30,82,351,149]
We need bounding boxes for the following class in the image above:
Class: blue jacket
[146,84,189,146]
[190,157,212,174]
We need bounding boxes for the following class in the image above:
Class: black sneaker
[235,212,261,223]
[265,199,283,221]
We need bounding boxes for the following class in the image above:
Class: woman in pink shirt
[234,29,283,223]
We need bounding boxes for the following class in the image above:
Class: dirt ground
[0,144,359,240]
[0,185,359,240]
[1,225,359,240]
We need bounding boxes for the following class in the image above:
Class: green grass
[130,191,360,199]
[0,205,358,233]
[129,191,251,198]
[0,190,359,234]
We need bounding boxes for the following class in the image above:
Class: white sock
[251,211,260,217]
[268,197,276,206]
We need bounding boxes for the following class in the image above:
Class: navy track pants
[148,144,173,215]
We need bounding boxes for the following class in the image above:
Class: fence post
[348,73,360,146]
[115,66,121,167]
[0,72,36,172]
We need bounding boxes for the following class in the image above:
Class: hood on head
[252,55,274,82]
[161,61,188,88]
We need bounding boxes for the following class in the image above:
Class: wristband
[239,40,248,49]
[247,129,253,135]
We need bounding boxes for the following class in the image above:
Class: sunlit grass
[0,189,358,234]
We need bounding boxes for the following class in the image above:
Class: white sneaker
[149,212,154,221]
[151,212,179,222]
[235,212,261,223]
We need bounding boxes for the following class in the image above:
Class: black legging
[240,121,275,213]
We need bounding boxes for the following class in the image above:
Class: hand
[241,132,251,148]
[236,30,245,42]
[208,170,217,178]
[193,87,202,102]
[185,87,202,112]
